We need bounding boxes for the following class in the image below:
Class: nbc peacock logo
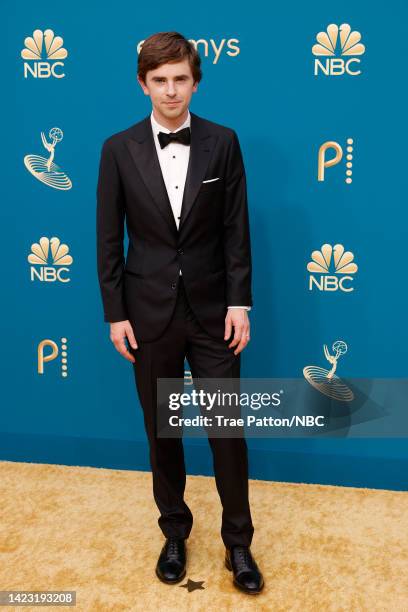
[307,243,358,292]
[312,23,365,76]
[303,340,354,401]
[24,127,72,190]
[28,236,73,283]
[21,29,68,79]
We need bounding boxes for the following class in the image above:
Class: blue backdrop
[3,0,407,490]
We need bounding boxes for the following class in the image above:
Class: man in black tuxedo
[96,31,264,594]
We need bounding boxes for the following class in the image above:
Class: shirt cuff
[227,306,251,311]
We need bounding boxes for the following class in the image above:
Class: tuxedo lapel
[126,116,178,238]
[179,112,217,230]
[125,111,218,238]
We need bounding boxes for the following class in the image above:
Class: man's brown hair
[138,32,202,84]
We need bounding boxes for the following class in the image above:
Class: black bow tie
[158,127,191,149]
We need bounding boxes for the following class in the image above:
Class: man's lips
[165,101,181,105]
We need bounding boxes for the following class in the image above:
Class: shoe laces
[166,537,183,559]
[232,546,253,571]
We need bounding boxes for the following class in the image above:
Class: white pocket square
[202,177,220,183]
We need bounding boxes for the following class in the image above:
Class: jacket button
[177,248,184,255]
[171,282,177,289]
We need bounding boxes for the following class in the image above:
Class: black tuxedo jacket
[96,111,252,342]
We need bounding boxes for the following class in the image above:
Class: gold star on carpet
[179,578,205,592]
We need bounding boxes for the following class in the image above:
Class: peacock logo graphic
[303,341,354,401]
[312,23,365,56]
[307,244,358,274]
[312,24,365,76]
[28,236,73,283]
[21,29,68,60]
[24,128,72,190]
[28,237,73,266]
[21,29,68,78]
[307,244,358,292]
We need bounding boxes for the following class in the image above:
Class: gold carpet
[0,460,407,611]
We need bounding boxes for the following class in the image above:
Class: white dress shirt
[150,110,250,312]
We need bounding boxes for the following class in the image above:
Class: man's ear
[137,75,149,95]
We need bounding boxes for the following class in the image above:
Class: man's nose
[166,82,176,95]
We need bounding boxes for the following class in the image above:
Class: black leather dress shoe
[155,537,187,584]
[225,545,264,594]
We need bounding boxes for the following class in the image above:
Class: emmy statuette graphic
[303,341,354,401]
[24,127,72,190]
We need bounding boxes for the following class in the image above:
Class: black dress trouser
[130,276,254,548]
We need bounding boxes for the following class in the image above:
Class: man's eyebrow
[151,74,190,79]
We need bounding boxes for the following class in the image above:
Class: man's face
[138,59,198,123]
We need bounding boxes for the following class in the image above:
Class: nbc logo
[28,236,73,283]
[312,23,365,76]
[37,337,69,377]
[307,244,358,292]
[318,138,354,184]
[21,29,68,79]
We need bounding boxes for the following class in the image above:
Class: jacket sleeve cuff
[227,306,251,311]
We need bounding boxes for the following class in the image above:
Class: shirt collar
[150,108,191,136]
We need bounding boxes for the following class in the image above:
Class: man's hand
[224,309,250,355]
[109,320,138,363]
